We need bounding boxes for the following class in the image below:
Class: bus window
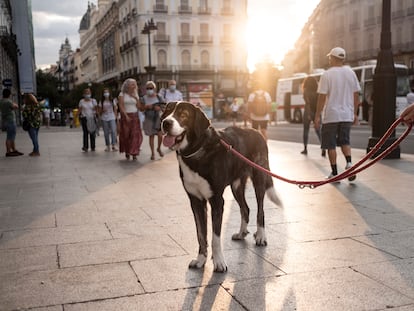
[292,78,304,95]
[365,68,373,81]
[396,68,410,96]
[354,69,362,82]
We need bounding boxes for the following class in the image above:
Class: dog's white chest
[178,157,212,200]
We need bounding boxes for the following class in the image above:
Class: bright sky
[32,0,320,71]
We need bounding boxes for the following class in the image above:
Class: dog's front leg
[188,196,208,269]
[210,195,227,273]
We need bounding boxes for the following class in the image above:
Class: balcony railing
[364,17,377,27]
[154,34,170,43]
[198,7,211,15]
[220,7,233,15]
[178,5,192,14]
[153,4,168,13]
[197,35,213,43]
[178,35,194,43]
[392,9,405,19]
[220,36,232,43]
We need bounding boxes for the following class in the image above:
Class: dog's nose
[162,119,173,133]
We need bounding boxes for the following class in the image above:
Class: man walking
[314,47,360,181]
[0,89,24,157]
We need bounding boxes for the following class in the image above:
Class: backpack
[251,92,269,116]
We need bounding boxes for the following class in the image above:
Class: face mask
[104,92,110,97]
[169,85,176,91]
[84,94,91,99]
[147,89,154,96]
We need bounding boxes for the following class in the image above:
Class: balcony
[154,34,170,43]
[392,9,405,19]
[363,17,377,27]
[408,7,414,16]
[349,22,359,31]
[220,7,233,15]
[197,35,213,43]
[153,4,168,13]
[220,36,232,44]
[178,35,194,43]
[198,7,211,15]
[178,5,192,14]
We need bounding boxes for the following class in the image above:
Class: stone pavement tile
[0,245,57,275]
[223,267,414,311]
[30,306,63,311]
[353,230,414,258]
[250,237,397,274]
[65,285,244,311]
[59,235,187,268]
[352,258,414,300]
[0,204,56,230]
[131,249,284,293]
[267,217,383,243]
[0,263,144,311]
[0,224,111,249]
[356,209,414,232]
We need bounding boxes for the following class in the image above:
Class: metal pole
[148,32,152,68]
[367,0,399,158]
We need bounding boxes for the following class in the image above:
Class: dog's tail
[266,187,283,207]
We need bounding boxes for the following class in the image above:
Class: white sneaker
[105,146,110,152]
[327,173,340,184]
[345,162,356,181]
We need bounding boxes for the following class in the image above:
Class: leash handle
[221,118,412,188]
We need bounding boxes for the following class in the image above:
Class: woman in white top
[78,88,97,152]
[99,88,118,151]
[117,78,143,160]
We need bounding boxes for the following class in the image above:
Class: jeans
[28,127,39,152]
[81,117,96,150]
[102,119,117,146]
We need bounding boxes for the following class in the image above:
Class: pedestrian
[142,80,165,160]
[301,76,325,157]
[314,47,360,181]
[0,89,23,157]
[230,98,239,126]
[22,93,42,156]
[160,79,183,102]
[118,78,143,160]
[247,81,272,140]
[43,107,50,128]
[78,87,98,152]
[98,88,118,152]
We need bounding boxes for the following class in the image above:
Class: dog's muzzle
[161,118,185,148]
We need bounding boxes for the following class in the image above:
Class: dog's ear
[161,102,177,120]
[193,105,211,137]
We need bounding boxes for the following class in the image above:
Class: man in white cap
[314,47,361,182]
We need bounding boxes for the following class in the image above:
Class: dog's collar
[178,127,214,159]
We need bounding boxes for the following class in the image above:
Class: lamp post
[367,0,399,158]
[141,18,158,80]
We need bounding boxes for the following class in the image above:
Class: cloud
[32,0,92,68]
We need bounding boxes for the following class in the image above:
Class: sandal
[157,148,164,157]
[125,154,130,160]
[132,155,137,161]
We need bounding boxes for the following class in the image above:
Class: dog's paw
[231,230,249,240]
[188,254,207,269]
[213,257,228,273]
[253,229,267,246]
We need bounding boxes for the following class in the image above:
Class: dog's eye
[180,110,189,119]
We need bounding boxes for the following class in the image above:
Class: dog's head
[161,101,211,150]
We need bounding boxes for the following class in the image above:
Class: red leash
[220,117,413,189]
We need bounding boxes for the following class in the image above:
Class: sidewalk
[0,126,414,310]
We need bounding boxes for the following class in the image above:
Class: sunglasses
[146,87,154,90]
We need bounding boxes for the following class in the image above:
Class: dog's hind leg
[209,194,227,272]
[188,196,208,269]
[230,177,250,241]
[252,172,267,246]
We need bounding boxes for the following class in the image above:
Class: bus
[276,62,411,123]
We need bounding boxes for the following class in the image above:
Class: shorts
[321,122,352,149]
[251,120,268,130]
[4,121,16,141]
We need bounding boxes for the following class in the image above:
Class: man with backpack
[247,82,272,140]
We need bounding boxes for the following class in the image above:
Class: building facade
[74,0,249,115]
[283,0,414,77]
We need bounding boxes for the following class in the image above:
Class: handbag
[22,119,30,131]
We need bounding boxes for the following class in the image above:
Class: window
[201,50,209,67]
[200,23,209,36]
[180,0,189,6]
[200,0,208,9]
[157,22,166,35]
[181,23,190,36]
[182,50,191,67]
[157,50,167,68]
[224,51,232,67]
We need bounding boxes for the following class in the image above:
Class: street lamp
[141,18,158,80]
[367,0,399,158]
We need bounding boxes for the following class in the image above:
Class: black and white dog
[161,102,281,272]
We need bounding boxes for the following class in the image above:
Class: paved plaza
[0,125,414,310]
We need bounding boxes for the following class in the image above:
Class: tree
[35,70,59,107]
[249,61,282,100]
